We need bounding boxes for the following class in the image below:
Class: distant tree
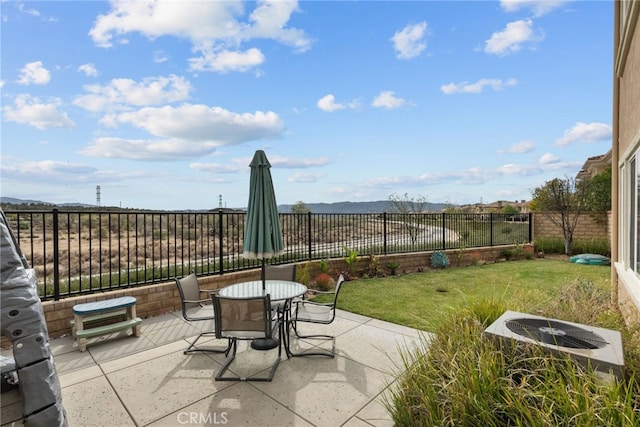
[290,201,310,244]
[530,176,591,255]
[388,193,428,244]
[291,201,311,214]
[583,166,612,213]
[500,205,519,215]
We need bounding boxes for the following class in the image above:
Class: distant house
[576,150,612,181]
[612,1,640,324]
[460,200,530,215]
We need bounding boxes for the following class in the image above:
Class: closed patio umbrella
[242,150,284,351]
[242,150,285,290]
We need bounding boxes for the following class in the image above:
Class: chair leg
[287,321,335,358]
[215,324,282,382]
[184,332,232,355]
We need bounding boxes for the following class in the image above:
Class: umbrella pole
[252,257,279,350]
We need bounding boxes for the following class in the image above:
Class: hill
[1,197,448,213]
[278,200,448,214]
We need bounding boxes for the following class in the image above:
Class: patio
[1,308,428,426]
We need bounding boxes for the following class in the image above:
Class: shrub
[386,261,400,275]
[385,285,640,426]
[533,237,565,255]
[314,272,333,291]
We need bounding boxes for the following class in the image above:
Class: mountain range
[1,197,449,213]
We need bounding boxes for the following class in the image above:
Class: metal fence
[4,209,531,300]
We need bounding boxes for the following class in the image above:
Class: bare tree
[387,193,428,244]
[530,176,591,255]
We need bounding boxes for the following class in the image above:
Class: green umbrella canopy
[242,150,285,260]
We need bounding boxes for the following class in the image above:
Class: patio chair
[175,274,231,354]
[212,294,282,381]
[265,264,298,312]
[289,274,345,357]
[265,264,297,281]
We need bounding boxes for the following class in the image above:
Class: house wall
[614,1,640,326]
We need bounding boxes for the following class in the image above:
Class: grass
[334,258,611,332]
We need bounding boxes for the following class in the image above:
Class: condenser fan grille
[505,318,608,349]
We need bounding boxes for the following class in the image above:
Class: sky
[0,0,614,211]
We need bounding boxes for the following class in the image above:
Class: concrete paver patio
[1,309,429,427]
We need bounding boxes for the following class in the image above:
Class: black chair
[265,264,297,281]
[175,274,231,354]
[289,274,345,357]
[212,294,282,382]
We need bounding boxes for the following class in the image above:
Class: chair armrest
[306,289,336,297]
[183,298,210,305]
[295,300,334,309]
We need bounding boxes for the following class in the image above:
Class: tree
[500,205,519,215]
[291,201,310,214]
[388,193,428,244]
[530,176,591,255]
[583,166,612,213]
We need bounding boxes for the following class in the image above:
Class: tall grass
[385,281,640,426]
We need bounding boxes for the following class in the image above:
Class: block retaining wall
[0,245,527,349]
[532,211,611,242]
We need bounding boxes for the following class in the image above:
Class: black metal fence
[4,209,531,300]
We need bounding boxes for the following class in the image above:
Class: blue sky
[1,0,613,210]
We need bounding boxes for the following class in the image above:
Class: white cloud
[500,0,570,17]
[89,0,311,73]
[189,48,265,73]
[440,78,517,94]
[78,63,98,77]
[484,20,543,56]
[391,22,428,59]
[2,94,75,130]
[73,75,192,112]
[317,94,361,112]
[505,140,536,153]
[16,61,51,85]
[539,153,560,164]
[154,50,169,63]
[555,122,612,146]
[269,156,332,168]
[288,172,326,183]
[81,104,284,161]
[372,91,406,109]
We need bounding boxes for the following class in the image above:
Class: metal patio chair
[212,294,282,382]
[175,273,231,354]
[289,273,345,357]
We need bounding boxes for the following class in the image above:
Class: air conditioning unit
[484,310,624,380]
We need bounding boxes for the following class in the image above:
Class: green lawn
[335,258,611,332]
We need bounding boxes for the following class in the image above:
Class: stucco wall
[616,6,640,327]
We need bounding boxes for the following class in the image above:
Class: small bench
[72,296,141,352]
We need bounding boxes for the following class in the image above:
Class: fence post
[490,213,494,247]
[52,208,60,301]
[528,212,533,242]
[441,212,446,250]
[218,210,224,275]
[307,212,312,260]
[383,212,388,255]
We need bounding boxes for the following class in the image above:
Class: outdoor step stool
[72,296,141,352]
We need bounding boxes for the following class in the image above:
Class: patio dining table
[218,280,307,355]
